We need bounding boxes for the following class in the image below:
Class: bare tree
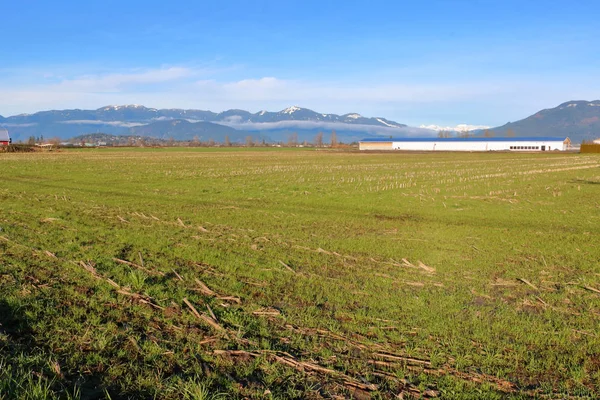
[245,136,254,147]
[314,131,323,147]
[224,135,231,147]
[192,135,200,146]
[483,129,495,138]
[505,128,516,137]
[330,130,338,147]
[168,136,175,147]
[288,132,298,147]
[437,130,451,138]
[208,138,215,147]
[50,137,61,148]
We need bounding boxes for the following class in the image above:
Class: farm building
[359,137,571,152]
[0,128,10,146]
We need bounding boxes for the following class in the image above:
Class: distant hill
[1,105,420,143]
[487,100,600,142]
[128,119,255,142]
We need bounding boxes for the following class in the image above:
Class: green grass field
[1,148,599,399]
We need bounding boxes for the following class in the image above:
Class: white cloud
[58,120,146,127]
[194,77,501,103]
[3,65,600,128]
[221,115,245,123]
[0,67,199,116]
[1,123,38,127]
[1,73,504,122]
[54,67,193,92]
[214,119,436,137]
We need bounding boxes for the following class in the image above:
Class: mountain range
[484,100,600,141]
[1,101,599,144]
[0,105,414,143]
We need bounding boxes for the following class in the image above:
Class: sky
[1,0,599,127]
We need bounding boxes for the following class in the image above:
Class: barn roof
[0,128,9,141]
[360,137,568,142]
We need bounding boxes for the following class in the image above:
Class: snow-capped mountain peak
[99,105,120,111]
[281,106,302,114]
[345,113,362,119]
[419,123,491,132]
[98,104,153,112]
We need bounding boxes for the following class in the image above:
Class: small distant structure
[35,143,56,150]
[0,128,11,146]
[359,137,571,152]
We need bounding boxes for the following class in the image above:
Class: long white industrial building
[359,137,571,152]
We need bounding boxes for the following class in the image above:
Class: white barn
[359,137,571,152]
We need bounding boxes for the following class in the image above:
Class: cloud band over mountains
[214,119,435,137]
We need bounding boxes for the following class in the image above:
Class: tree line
[18,130,346,148]
[437,128,516,138]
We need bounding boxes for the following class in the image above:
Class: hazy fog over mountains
[0,105,429,143]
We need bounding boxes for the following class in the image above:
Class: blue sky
[1,0,599,127]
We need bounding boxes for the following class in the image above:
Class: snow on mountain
[419,123,491,132]
[98,105,158,112]
[2,104,411,142]
[345,113,362,119]
[282,106,302,114]
[375,118,398,128]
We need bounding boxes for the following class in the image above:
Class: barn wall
[359,141,393,150]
